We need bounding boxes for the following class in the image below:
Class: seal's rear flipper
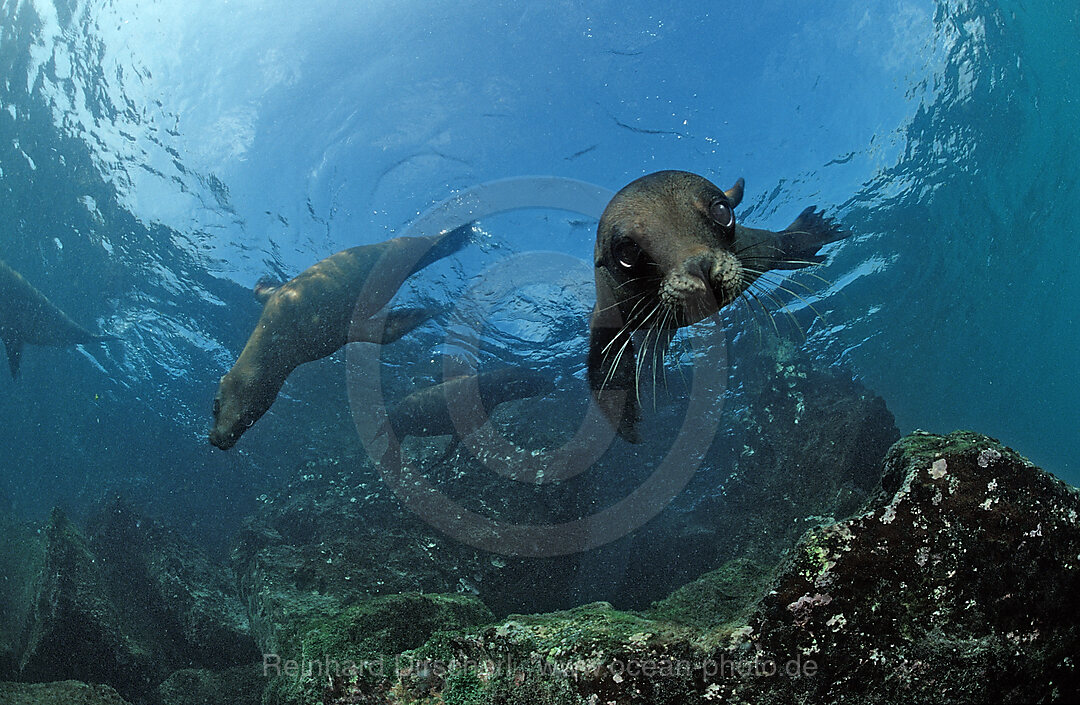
[349,307,432,345]
[773,207,847,270]
[2,335,23,378]
[587,319,641,444]
[410,222,476,276]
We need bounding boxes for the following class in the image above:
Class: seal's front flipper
[349,307,432,345]
[587,316,641,444]
[2,335,23,378]
[772,207,847,270]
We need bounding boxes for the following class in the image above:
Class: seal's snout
[208,428,237,451]
[209,416,240,450]
[661,249,741,313]
[661,268,708,308]
[709,250,743,301]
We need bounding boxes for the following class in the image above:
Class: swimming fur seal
[379,367,555,441]
[588,170,847,442]
[0,258,115,378]
[210,224,474,450]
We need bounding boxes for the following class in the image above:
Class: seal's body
[0,259,114,378]
[210,224,473,450]
[588,170,846,442]
[382,367,554,441]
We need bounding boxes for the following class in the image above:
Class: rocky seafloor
[1,349,1077,704]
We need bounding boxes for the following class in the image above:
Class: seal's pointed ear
[587,306,641,444]
[724,178,745,207]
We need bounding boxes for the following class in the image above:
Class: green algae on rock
[262,592,494,705]
[0,680,132,704]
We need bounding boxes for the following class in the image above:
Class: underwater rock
[18,508,154,694]
[317,431,1079,704]
[86,498,257,669]
[155,665,264,705]
[0,680,132,704]
[230,457,506,660]
[0,510,41,679]
[728,430,1080,704]
[260,592,493,705]
[15,502,257,702]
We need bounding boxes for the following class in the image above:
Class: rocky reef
[320,431,1079,704]
[3,350,1077,704]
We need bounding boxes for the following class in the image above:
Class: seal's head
[595,170,748,329]
[209,369,275,450]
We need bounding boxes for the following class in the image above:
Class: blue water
[0,0,1077,547]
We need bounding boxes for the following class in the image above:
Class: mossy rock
[0,680,131,704]
[648,557,771,634]
[323,431,1080,705]
[264,592,493,705]
[155,664,264,705]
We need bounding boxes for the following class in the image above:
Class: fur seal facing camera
[0,258,116,378]
[588,170,847,442]
[209,224,474,450]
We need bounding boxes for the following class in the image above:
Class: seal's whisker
[648,310,662,409]
[594,289,648,315]
[737,290,768,347]
[742,284,781,338]
[600,335,631,394]
[659,307,674,399]
[790,268,839,290]
[733,238,785,257]
[652,306,676,408]
[613,273,662,290]
[633,304,663,406]
[744,268,829,328]
[635,328,651,407]
[748,281,804,339]
[600,294,655,356]
[741,265,831,298]
[771,258,829,268]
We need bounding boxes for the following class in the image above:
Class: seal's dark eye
[612,238,643,269]
[709,200,734,228]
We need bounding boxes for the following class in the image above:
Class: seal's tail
[772,207,847,270]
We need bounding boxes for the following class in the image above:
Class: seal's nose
[208,427,236,450]
[682,254,711,283]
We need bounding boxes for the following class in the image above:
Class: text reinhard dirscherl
[262,652,818,682]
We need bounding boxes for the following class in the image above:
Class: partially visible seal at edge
[0,258,117,378]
